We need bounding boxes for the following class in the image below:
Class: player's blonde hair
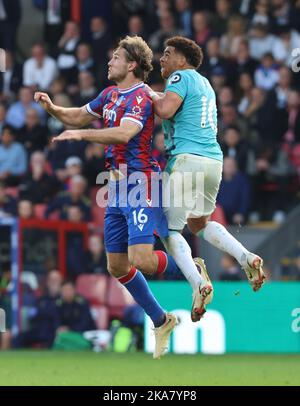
[118,35,153,81]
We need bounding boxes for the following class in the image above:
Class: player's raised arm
[34,92,95,128]
[52,119,141,145]
[148,88,183,119]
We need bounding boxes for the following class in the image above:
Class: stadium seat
[34,204,47,219]
[76,274,108,305]
[107,276,135,319]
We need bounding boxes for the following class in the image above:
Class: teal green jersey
[162,69,223,162]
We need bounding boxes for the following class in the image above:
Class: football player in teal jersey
[148,36,265,321]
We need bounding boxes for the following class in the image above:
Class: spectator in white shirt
[273,26,300,67]
[23,43,57,91]
[57,21,80,84]
[254,53,279,91]
[249,23,276,60]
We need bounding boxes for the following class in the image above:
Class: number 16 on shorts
[133,209,148,231]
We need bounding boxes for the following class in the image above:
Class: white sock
[162,231,203,290]
[201,221,249,266]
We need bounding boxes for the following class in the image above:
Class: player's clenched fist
[34,92,54,113]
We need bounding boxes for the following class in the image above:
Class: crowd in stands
[1,0,300,349]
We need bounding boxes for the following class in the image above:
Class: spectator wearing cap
[23,43,58,92]
[45,175,91,221]
[0,125,27,186]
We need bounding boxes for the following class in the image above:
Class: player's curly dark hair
[118,35,153,81]
[165,36,203,69]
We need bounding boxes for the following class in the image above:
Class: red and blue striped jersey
[86,82,160,176]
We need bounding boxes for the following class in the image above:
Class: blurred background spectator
[55,280,95,334]
[219,253,243,281]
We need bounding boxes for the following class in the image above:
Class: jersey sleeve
[165,71,188,100]
[86,88,110,118]
[120,92,152,129]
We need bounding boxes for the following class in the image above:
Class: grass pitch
[0,351,299,386]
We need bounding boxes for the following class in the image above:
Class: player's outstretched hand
[34,92,54,112]
[52,130,82,143]
[144,84,156,99]
[144,84,162,100]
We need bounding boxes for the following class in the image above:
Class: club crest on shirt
[169,73,181,85]
[131,105,142,117]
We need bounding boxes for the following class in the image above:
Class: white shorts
[163,154,223,231]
